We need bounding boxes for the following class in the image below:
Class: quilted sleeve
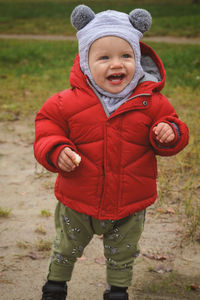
[33,92,76,172]
[149,93,189,156]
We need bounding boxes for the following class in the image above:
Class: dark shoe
[41,281,67,300]
[103,288,128,300]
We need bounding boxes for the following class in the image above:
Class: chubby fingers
[57,147,77,172]
[153,122,175,143]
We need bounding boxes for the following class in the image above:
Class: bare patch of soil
[0,34,200,44]
[0,118,199,300]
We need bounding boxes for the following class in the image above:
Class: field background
[0,1,200,299]
[0,0,200,37]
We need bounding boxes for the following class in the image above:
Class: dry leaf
[156,207,175,214]
[142,252,167,261]
[156,207,166,214]
[190,284,200,290]
[0,279,14,284]
[27,252,39,260]
[151,264,173,274]
[166,207,175,214]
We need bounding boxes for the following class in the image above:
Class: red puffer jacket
[34,42,189,220]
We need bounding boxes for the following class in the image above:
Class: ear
[71,5,95,31]
[129,9,152,33]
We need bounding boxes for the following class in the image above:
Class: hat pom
[71,5,95,31]
[129,9,152,33]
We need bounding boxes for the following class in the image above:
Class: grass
[16,238,52,251]
[40,209,52,217]
[0,0,200,37]
[35,239,52,251]
[0,206,11,217]
[35,225,47,235]
[0,39,77,120]
[16,240,30,249]
[139,272,200,299]
[0,38,200,240]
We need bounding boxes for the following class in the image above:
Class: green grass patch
[35,239,52,251]
[35,225,47,235]
[16,240,30,249]
[145,42,200,91]
[40,209,52,217]
[0,39,78,120]
[0,0,200,37]
[0,206,11,217]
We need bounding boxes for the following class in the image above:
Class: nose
[110,57,123,69]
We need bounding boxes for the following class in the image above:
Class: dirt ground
[0,118,200,300]
[0,34,200,45]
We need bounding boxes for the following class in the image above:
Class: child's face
[88,36,136,94]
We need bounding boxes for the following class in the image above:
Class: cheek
[131,62,136,76]
[127,64,136,81]
[91,65,104,83]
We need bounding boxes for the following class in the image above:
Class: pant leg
[103,210,145,287]
[47,202,94,282]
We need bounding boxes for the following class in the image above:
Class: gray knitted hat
[71,5,152,98]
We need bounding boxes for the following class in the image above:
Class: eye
[122,53,132,58]
[99,55,109,60]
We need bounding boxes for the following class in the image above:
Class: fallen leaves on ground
[190,284,200,291]
[143,253,168,261]
[156,207,176,214]
[150,264,173,274]
[141,250,174,262]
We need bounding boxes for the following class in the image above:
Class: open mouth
[107,73,125,83]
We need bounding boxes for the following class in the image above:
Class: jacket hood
[69,41,166,95]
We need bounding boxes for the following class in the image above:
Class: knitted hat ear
[129,9,152,33]
[71,5,95,31]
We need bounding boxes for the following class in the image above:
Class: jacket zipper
[127,93,151,101]
[87,80,151,217]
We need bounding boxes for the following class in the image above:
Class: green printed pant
[47,202,145,287]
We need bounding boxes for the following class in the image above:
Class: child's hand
[153,122,175,143]
[58,147,81,172]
